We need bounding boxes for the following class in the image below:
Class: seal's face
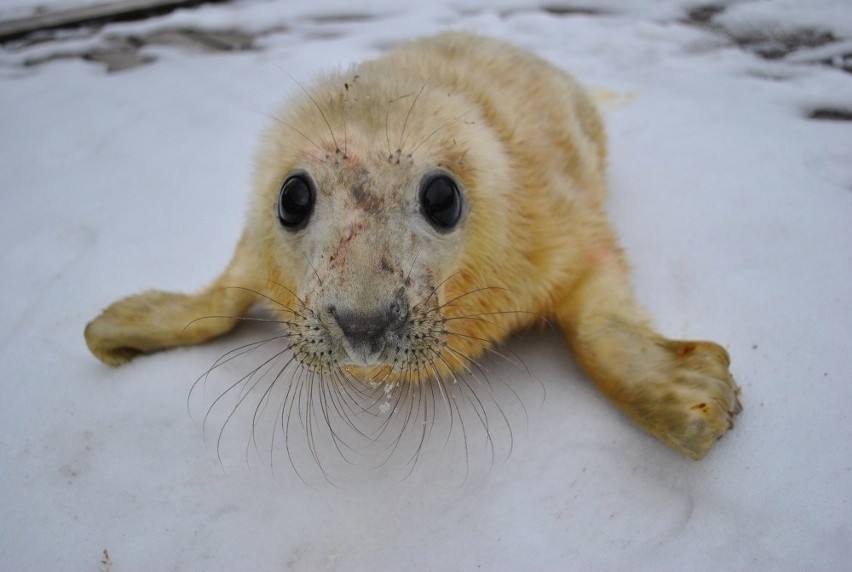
[262,140,472,380]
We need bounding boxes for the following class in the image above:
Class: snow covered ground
[1,0,851,569]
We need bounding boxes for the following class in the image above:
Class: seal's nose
[328,291,409,362]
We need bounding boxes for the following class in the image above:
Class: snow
[2,0,851,570]
[716,0,852,43]
[0,0,87,20]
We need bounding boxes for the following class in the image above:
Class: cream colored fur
[85,33,741,460]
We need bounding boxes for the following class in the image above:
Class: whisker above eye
[277,67,340,153]
[397,70,436,155]
[264,112,326,157]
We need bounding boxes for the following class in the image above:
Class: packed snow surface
[1,0,851,570]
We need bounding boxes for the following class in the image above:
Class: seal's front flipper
[554,244,742,460]
[85,234,259,367]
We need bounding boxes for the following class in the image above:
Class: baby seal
[85,32,741,460]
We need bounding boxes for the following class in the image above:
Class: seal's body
[85,33,741,460]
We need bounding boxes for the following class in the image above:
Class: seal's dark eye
[278,175,315,229]
[419,174,462,230]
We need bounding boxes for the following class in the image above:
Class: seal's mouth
[339,339,388,367]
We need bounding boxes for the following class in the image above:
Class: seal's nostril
[327,304,337,316]
[388,288,409,324]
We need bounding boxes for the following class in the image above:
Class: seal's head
[246,71,527,382]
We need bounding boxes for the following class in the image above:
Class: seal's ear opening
[419,172,463,231]
[278,173,316,230]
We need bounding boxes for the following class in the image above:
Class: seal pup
[84,32,742,460]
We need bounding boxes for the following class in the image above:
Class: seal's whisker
[325,370,365,427]
[326,370,374,442]
[469,362,515,463]
[398,368,428,477]
[188,333,288,417]
[212,285,308,319]
[334,368,381,413]
[442,328,493,348]
[449,377,471,484]
[255,279,313,313]
[457,372,497,469]
[183,315,297,339]
[383,90,414,161]
[264,112,326,157]
[404,244,423,286]
[302,384,340,490]
[444,329,525,371]
[431,351,461,449]
[250,354,298,459]
[316,370,357,462]
[324,374,367,464]
[316,371,359,466]
[292,361,311,435]
[460,330,539,420]
[296,369,316,476]
[440,349,497,460]
[367,379,403,443]
[398,373,420,457]
[267,358,295,479]
[424,363,442,442]
[384,97,393,159]
[410,271,462,313]
[442,347,509,468]
[227,349,290,447]
[279,364,310,484]
[246,364,280,464]
[447,314,498,327]
[365,362,389,382]
[193,335,289,427]
[375,379,411,468]
[338,85,348,159]
[324,375,356,450]
[279,68,340,153]
[383,377,420,462]
[398,70,438,155]
[415,365,442,473]
[443,326,532,425]
[302,371,324,481]
[214,346,291,466]
[427,285,512,315]
[302,253,324,287]
[444,309,543,322]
